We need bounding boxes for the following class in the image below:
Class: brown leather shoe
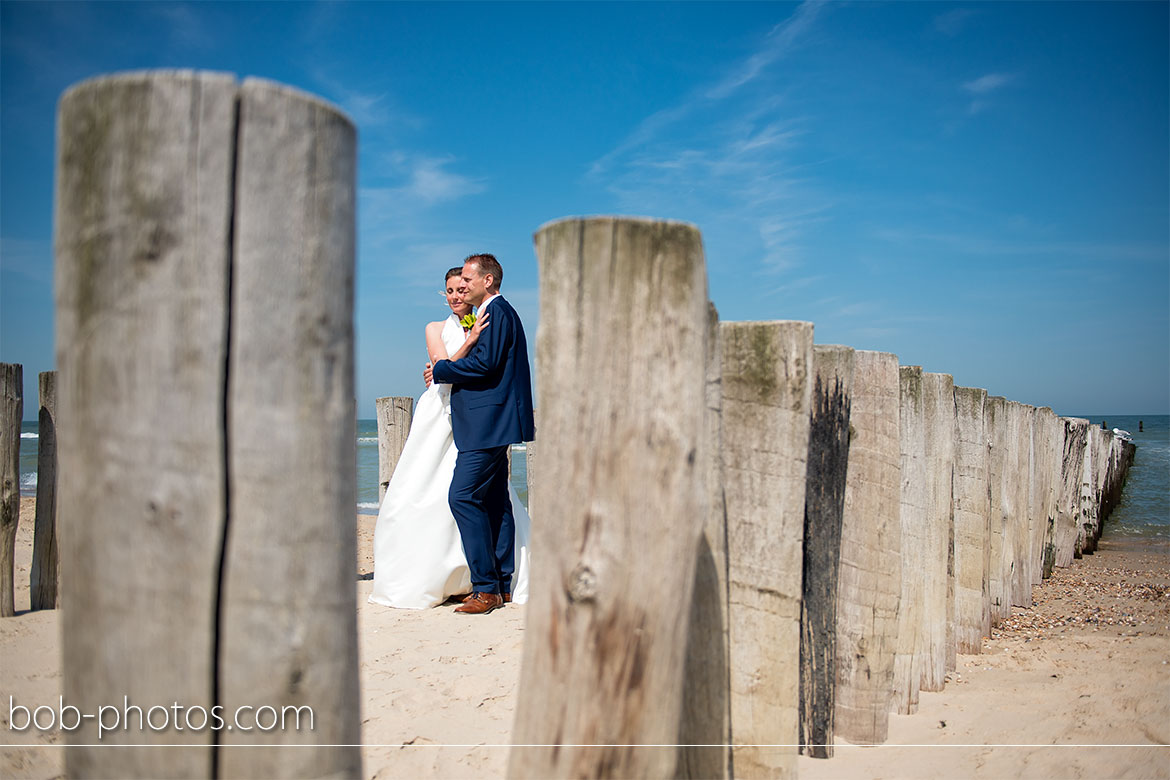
[463,591,511,604]
[455,592,503,615]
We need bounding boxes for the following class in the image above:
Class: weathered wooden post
[800,344,853,758]
[1029,407,1055,583]
[889,369,926,715]
[1075,425,1097,557]
[1008,402,1034,608]
[217,78,359,778]
[984,395,1009,626]
[525,421,536,508]
[721,319,813,777]
[1084,427,1110,553]
[0,362,20,618]
[892,365,926,715]
[1022,405,1044,589]
[31,371,58,610]
[921,372,954,690]
[376,395,413,502]
[1099,431,1126,529]
[56,71,359,777]
[835,350,901,745]
[1036,407,1063,579]
[56,72,235,775]
[952,386,988,654]
[510,217,709,779]
[1016,405,1039,596]
[679,303,729,779]
[1054,418,1089,567]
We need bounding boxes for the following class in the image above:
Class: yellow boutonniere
[460,313,477,331]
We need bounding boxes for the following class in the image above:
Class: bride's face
[445,277,472,317]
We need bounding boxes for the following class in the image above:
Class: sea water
[18,418,530,514]
[17,416,1161,534]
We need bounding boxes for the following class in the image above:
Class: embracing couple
[369,254,535,616]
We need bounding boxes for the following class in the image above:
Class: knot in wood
[567,563,598,603]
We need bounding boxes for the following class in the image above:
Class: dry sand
[3,496,1168,779]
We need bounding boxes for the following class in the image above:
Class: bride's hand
[465,311,491,345]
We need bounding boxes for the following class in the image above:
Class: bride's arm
[424,321,450,364]
[423,322,449,388]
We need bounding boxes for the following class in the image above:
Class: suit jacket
[432,295,535,451]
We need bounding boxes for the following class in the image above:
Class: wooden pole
[892,365,926,715]
[0,362,21,618]
[56,71,236,775]
[721,319,813,777]
[55,71,359,778]
[951,386,988,654]
[375,395,413,502]
[1084,427,1109,553]
[1036,408,1063,579]
[1075,425,1097,558]
[509,217,709,779]
[217,77,360,778]
[31,371,58,610]
[920,372,954,690]
[1008,402,1034,608]
[984,396,1009,626]
[1031,407,1055,581]
[1054,418,1089,567]
[525,419,537,510]
[835,350,901,745]
[678,302,729,779]
[800,344,853,758]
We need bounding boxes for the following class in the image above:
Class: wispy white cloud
[385,152,486,206]
[934,9,977,37]
[589,0,823,180]
[704,1,824,100]
[0,238,53,284]
[141,3,216,51]
[963,72,1015,95]
[588,1,828,280]
[959,72,1017,115]
[360,153,487,269]
[309,68,424,131]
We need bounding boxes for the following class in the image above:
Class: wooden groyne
[511,216,1137,775]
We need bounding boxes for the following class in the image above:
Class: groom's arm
[432,307,511,384]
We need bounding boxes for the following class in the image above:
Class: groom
[426,254,535,615]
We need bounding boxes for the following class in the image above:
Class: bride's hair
[445,267,463,282]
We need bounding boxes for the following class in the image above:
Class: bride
[369,267,531,609]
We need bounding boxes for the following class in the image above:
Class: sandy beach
[3,496,1167,779]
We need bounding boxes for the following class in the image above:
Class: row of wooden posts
[371,220,1135,778]
[17,70,1135,778]
[1,365,58,617]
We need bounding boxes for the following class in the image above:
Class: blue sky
[2,1,1167,417]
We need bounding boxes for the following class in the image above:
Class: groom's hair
[465,253,503,291]
[445,267,463,282]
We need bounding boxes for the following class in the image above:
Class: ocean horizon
[16,414,1166,538]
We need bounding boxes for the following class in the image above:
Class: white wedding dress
[369,313,531,609]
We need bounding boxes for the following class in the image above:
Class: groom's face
[460,262,490,307]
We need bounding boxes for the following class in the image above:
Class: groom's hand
[423,362,434,388]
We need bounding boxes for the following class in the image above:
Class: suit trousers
[449,445,515,595]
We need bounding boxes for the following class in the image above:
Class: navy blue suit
[432,295,535,595]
